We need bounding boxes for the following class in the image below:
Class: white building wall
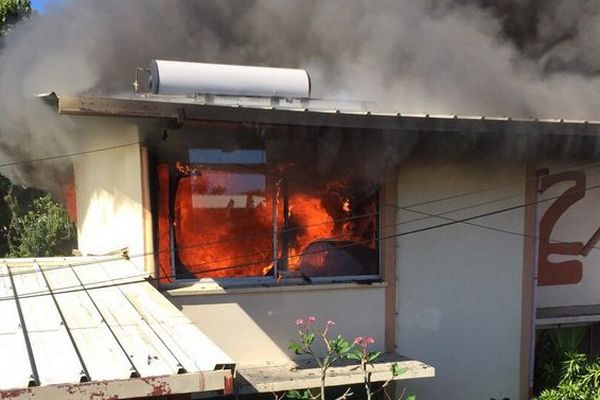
[73,120,147,270]
[166,285,386,366]
[395,160,526,400]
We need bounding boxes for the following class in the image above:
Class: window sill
[161,280,387,297]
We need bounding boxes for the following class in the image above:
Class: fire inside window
[157,148,379,282]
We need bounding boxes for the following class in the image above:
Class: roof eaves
[39,93,600,136]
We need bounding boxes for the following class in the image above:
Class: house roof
[40,92,600,136]
[0,256,233,399]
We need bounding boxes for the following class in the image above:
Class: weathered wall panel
[73,120,147,270]
[395,160,526,400]
[166,285,386,366]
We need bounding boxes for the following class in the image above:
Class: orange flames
[158,163,378,280]
[286,193,338,271]
[61,181,77,223]
[174,174,273,278]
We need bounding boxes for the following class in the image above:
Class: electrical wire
[2,178,600,301]
[2,126,600,294]
[2,146,600,284]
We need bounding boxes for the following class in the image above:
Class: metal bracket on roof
[36,92,59,107]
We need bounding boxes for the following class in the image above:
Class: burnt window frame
[149,127,383,287]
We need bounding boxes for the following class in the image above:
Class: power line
[2,153,600,283]
[1,127,600,290]
[0,131,598,230]
[158,138,600,231]
[0,141,145,169]
[3,178,600,300]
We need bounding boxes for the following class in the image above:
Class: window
[156,147,379,283]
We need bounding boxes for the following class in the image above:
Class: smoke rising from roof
[1,0,600,189]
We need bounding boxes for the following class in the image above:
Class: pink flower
[326,320,335,327]
[307,316,316,324]
[294,318,304,326]
[353,336,375,348]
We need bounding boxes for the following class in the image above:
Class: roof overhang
[39,92,600,136]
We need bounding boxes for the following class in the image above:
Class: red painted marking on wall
[538,171,585,286]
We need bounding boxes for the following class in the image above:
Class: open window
[156,145,379,284]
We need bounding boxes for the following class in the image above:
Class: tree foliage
[0,0,31,36]
[536,352,600,400]
[534,327,600,400]
[0,0,74,258]
[0,176,76,258]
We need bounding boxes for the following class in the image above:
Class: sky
[30,0,52,12]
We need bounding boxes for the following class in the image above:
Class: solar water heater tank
[148,60,311,98]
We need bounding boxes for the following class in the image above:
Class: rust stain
[89,391,107,400]
[0,388,31,399]
[141,376,173,396]
[223,375,234,395]
[198,372,205,391]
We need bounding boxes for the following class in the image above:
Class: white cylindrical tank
[148,60,311,98]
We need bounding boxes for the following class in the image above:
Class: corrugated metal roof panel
[0,256,234,399]
[0,263,34,390]
[11,263,85,386]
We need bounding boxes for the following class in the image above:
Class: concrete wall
[395,160,526,400]
[166,284,386,366]
[73,120,147,270]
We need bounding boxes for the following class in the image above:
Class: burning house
[1,1,600,399]
[3,55,600,400]
[0,57,590,400]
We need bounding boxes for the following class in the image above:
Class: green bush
[536,352,600,400]
[5,190,76,257]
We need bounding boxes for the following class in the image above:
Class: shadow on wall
[165,286,386,366]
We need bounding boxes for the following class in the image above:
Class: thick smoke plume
[2,0,600,190]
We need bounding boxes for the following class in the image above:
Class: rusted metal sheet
[58,95,183,121]
[0,256,234,399]
[237,353,434,394]
[0,370,231,400]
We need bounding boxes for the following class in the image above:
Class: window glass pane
[172,156,274,279]
[281,178,378,278]
[157,147,379,281]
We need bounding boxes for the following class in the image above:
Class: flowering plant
[286,316,414,400]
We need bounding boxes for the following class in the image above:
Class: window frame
[154,150,383,287]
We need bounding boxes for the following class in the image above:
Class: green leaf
[329,335,354,356]
[405,395,416,400]
[344,351,362,361]
[391,362,408,377]
[302,332,316,347]
[288,342,303,355]
[367,351,381,363]
[287,390,301,399]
